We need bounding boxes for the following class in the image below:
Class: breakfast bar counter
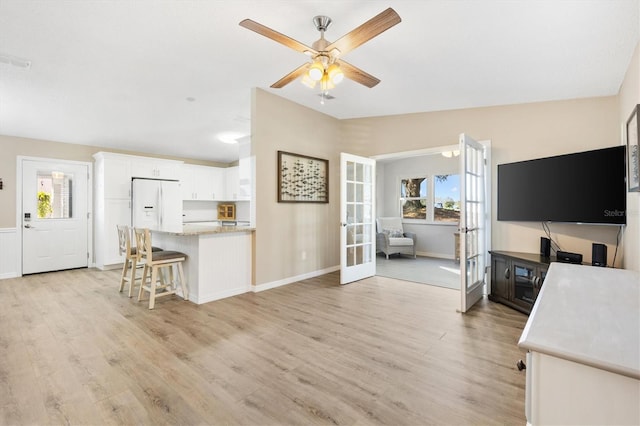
[151,224,254,304]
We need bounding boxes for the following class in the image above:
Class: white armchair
[376,217,417,259]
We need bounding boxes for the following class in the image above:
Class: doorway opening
[371,138,491,309]
[373,145,462,290]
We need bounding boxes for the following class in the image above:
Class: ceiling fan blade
[339,60,380,88]
[271,63,310,88]
[326,8,401,56]
[239,19,318,55]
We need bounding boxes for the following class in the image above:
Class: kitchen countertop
[518,262,640,379]
[151,224,255,236]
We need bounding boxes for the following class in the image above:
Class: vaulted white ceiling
[1,0,638,163]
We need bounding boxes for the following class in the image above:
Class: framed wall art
[627,104,639,192]
[277,151,329,203]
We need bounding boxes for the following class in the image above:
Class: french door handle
[24,224,35,229]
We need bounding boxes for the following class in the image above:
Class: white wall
[377,153,459,258]
[252,89,343,287]
[0,228,18,279]
[343,96,623,267]
[619,41,640,272]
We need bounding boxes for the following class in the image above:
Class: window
[400,177,427,219]
[434,174,460,222]
[399,174,460,222]
[37,171,73,219]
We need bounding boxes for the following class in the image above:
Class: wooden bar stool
[134,228,188,310]
[117,225,164,297]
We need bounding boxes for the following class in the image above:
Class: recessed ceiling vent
[0,53,31,69]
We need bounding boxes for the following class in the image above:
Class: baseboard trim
[193,286,251,305]
[252,265,340,293]
[416,251,454,260]
[0,272,18,280]
[0,228,18,280]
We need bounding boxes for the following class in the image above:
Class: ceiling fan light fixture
[320,73,335,92]
[308,61,324,81]
[327,63,344,85]
[301,73,317,88]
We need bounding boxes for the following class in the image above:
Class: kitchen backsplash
[182,200,249,223]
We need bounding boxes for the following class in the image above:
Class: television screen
[497,146,626,225]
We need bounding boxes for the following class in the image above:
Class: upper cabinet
[225,166,240,200]
[131,156,182,180]
[94,153,132,199]
[94,152,182,200]
[224,166,250,201]
[180,164,249,201]
[180,164,224,201]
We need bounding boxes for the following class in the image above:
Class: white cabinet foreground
[519,263,639,425]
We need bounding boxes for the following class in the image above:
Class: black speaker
[540,237,551,258]
[592,243,607,267]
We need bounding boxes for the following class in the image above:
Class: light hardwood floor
[0,268,529,425]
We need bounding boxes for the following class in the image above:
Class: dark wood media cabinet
[489,250,554,315]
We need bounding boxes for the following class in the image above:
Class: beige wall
[619,41,640,272]
[342,96,623,266]
[252,91,627,285]
[252,89,344,286]
[0,134,228,228]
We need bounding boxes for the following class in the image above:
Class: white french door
[21,158,90,274]
[459,134,488,313]
[340,153,376,284]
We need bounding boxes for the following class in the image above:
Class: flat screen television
[497,146,626,225]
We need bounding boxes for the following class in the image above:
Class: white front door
[340,153,376,284]
[459,134,488,313]
[21,159,90,274]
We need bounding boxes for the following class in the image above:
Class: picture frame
[627,104,639,192]
[277,151,329,203]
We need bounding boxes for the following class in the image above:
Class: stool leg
[177,262,188,301]
[149,266,158,310]
[167,265,174,291]
[138,264,148,302]
[128,257,138,298]
[118,258,129,292]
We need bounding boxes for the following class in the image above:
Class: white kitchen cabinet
[224,166,239,200]
[102,199,131,266]
[94,152,132,199]
[224,166,250,200]
[180,164,224,200]
[132,156,181,180]
[93,151,183,269]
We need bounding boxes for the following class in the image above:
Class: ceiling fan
[239,8,401,92]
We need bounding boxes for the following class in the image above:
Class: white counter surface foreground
[518,262,640,379]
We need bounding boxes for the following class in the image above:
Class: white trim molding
[252,265,340,293]
[0,228,18,279]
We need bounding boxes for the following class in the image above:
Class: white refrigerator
[131,178,182,231]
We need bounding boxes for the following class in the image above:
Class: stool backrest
[117,225,132,257]
[134,228,152,262]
